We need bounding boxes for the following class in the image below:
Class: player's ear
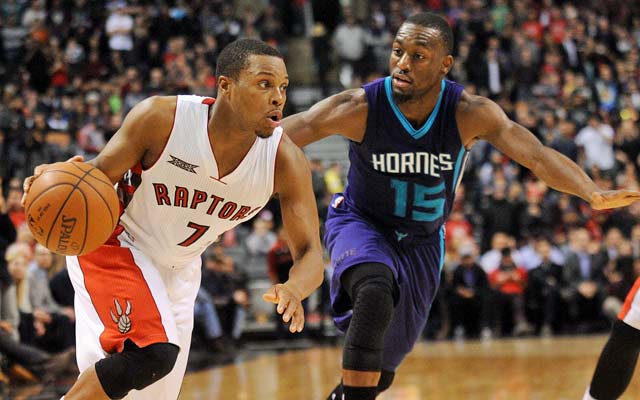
[442,55,454,75]
[217,76,231,97]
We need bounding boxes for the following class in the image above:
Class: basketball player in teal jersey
[283,12,640,400]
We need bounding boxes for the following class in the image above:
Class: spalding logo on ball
[24,161,120,256]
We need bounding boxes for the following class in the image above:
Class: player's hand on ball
[590,189,640,210]
[263,283,305,333]
[21,155,85,207]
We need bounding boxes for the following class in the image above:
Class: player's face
[389,23,453,103]
[232,55,289,138]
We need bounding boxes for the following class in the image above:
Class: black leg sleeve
[589,320,640,400]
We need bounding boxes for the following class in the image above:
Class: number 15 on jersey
[390,179,445,222]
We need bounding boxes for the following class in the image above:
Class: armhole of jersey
[142,96,179,172]
[271,131,285,196]
[356,85,378,147]
[451,82,467,151]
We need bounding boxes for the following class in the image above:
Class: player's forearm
[285,248,324,300]
[532,147,600,202]
[282,114,315,148]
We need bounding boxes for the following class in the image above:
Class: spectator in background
[332,7,367,88]
[480,182,521,252]
[551,119,579,162]
[450,250,491,339]
[365,12,392,75]
[601,241,636,322]
[5,243,32,338]
[323,163,344,195]
[0,243,76,384]
[193,286,226,353]
[0,183,16,301]
[105,2,134,63]
[575,114,615,172]
[593,64,619,114]
[200,249,249,345]
[489,248,531,336]
[526,237,567,336]
[27,244,75,352]
[245,211,277,275]
[564,227,609,332]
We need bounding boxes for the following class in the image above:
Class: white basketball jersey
[119,95,282,267]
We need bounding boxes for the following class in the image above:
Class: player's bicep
[283,89,367,147]
[274,142,321,260]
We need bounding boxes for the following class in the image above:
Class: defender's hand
[590,190,640,210]
[21,155,84,207]
[263,283,305,333]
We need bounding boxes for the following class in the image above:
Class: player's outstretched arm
[282,89,368,147]
[459,94,640,210]
[263,135,324,333]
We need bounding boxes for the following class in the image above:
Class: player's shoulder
[122,96,177,145]
[276,133,306,167]
[140,95,177,117]
[456,91,505,123]
[456,91,493,114]
[274,133,309,189]
[456,91,511,141]
[129,96,177,125]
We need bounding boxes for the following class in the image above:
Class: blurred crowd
[1,0,640,389]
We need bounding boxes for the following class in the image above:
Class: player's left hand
[590,190,640,210]
[263,282,305,333]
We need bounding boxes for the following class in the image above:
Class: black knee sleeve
[95,341,179,399]
[590,320,640,400]
[342,263,395,372]
[377,370,395,392]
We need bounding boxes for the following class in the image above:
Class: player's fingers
[277,296,290,316]
[262,286,278,303]
[282,299,300,323]
[66,155,84,163]
[33,163,49,177]
[21,176,36,207]
[290,308,305,333]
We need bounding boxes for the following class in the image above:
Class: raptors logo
[110,299,132,334]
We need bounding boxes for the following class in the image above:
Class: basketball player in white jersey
[22,39,324,400]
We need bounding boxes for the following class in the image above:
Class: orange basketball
[24,161,119,256]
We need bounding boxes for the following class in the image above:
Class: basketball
[24,161,120,256]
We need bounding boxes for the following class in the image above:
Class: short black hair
[404,12,453,54]
[216,38,283,79]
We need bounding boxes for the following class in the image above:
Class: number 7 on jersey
[178,221,210,247]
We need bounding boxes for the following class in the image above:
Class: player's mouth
[266,110,283,128]
[392,74,412,89]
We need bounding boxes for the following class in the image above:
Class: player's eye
[414,53,424,60]
[259,81,270,88]
[280,84,288,92]
[393,48,403,56]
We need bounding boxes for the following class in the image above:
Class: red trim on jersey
[77,226,169,353]
[619,277,640,321]
[208,175,228,185]
[202,97,215,105]
[142,98,178,171]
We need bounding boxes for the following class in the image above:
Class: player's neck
[208,101,256,146]
[207,101,257,176]
[395,82,443,129]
